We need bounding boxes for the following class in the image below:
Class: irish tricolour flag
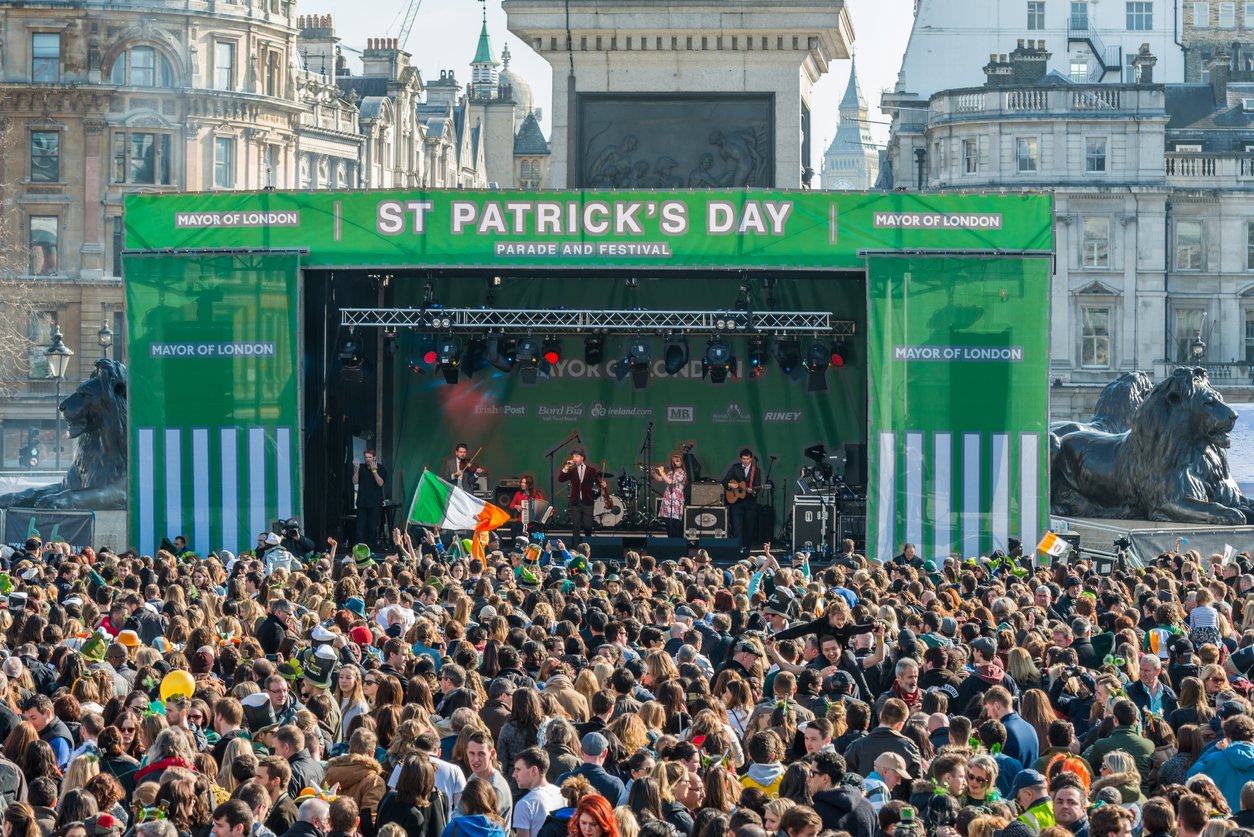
[408,471,511,558]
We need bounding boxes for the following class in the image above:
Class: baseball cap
[1010,769,1047,796]
[971,637,997,659]
[940,617,958,637]
[874,752,911,778]
[581,732,608,757]
[1169,636,1195,657]
[674,605,696,622]
[264,532,281,546]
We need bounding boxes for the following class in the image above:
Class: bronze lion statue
[1051,366,1254,525]
[0,359,127,510]
[1051,370,1153,437]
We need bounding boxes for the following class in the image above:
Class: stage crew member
[441,442,485,492]
[352,449,388,548]
[723,448,762,549]
[655,453,687,539]
[558,448,600,547]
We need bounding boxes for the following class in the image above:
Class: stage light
[437,337,462,385]
[338,330,364,382]
[831,345,846,368]
[486,334,515,373]
[383,329,399,356]
[748,338,768,378]
[663,334,689,375]
[462,338,487,377]
[774,338,802,381]
[516,337,543,385]
[584,336,605,366]
[542,337,561,367]
[613,337,652,389]
[804,340,830,392]
[702,338,736,384]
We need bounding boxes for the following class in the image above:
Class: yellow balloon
[159,669,195,701]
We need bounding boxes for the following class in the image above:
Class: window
[1175,308,1206,361]
[1176,220,1203,270]
[214,41,236,90]
[1195,1,1212,24]
[214,136,235,188]
[1082,218,1111,267]
[1246,1,1254,23]
[1081,306,1111,367]
[29,216,57,276]
[1127,1,1153,29]
[111,217,123,278]
[1017,137,1039,172]
[1028,1,1047,29]
[963,139,979,174]
[31,33,60,83]
[1085,137,1108,173]
[110,46,174,87]
[1247,221,1254,270]
[266,145,280,189]
[1220,1,1237,25]
[27,312,57,379]
[30,131,59,182]
[1070,60,1090,81]
[1071,1,1089,27]
[1245,313,1254,363]
[111,132,171,185]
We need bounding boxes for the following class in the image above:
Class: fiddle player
[557,448,600,547]
[723,447,762,549]
[654,452,687,539]
[441,442,484,492]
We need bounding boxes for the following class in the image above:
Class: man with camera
[279,519,315,560]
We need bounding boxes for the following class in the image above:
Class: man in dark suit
[722,448,762,549]
[440,442,484,492]
[557,448,600,546]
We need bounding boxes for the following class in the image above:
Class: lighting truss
[340,307,853,335]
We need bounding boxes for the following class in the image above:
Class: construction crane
[397,0,423,52]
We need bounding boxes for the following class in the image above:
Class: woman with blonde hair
[1200,663,1228,699]
[1092,751,1143,803]
[573,670,600,707]
[1007,648,1043,691]
[763,798,796,834]
[635,703,665,749]
[59,753,100,800]
[651,761,694,835]
[215,736,256,793]
[1170,677,1215,732]
[642,651,679,691]
[608,713,650,755]
[968,815,1010,837]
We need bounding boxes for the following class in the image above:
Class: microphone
[769,455,778,461]
[575,430,583,443]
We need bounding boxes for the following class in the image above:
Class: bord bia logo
[667,406,695,423]
[764,410,803,423]
[537,404,584,421]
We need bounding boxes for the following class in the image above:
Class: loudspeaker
[684,505,728,539]
[843,443,867,487]
[690,482,725,506]
[493,487,515,508]
[644,537,689,561]
[588,536,624,556]
[699,538,742,565]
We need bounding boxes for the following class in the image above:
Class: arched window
[110,46,174,87]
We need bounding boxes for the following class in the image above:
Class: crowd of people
[0,529,1250,837]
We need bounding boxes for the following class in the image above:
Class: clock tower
[822,58,880,190]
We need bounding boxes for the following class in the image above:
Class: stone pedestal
[95,510,128,551]
[504,0,852,188]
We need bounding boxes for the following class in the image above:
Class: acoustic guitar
[725,480,755,504]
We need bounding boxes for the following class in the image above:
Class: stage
[1052,515,1254,567]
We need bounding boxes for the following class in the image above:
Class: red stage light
[423,350,438,365]
[543,350,560,365]
[831,352,845,368]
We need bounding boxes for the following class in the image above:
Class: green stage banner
[866,256,1051,561]
[125,253,302,555]
[125,190,1052,270]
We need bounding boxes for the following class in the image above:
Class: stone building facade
[881,40,1254,420]
[1182,0,1254,82]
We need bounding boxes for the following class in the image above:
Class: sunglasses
[969,774,989,785]
[120,726,137,733]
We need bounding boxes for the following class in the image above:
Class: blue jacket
[1001,712,1040,770]
[1187,740,1254,812]
[993,753,1025,800]
[443,815,507,837]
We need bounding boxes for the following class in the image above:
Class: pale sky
[317,0,915,177]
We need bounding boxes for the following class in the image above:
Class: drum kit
[592,464,653,529]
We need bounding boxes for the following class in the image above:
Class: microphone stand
[545,430,580,526]
[761,454,778,547]
[638,422,654,531]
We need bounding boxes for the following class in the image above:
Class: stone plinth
[503,0,853,188]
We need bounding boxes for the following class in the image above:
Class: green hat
[81,632,108,662]
[352,543,374,570]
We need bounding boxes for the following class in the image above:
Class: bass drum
[593,494,625,527]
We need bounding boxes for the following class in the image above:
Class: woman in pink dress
[655,452,687,539]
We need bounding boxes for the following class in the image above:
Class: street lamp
[45,326,73,470]
[1190,334,1206,362]
[98,322,113,360]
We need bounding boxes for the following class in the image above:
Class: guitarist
[723,448,762,549]
[558,448,600,547]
